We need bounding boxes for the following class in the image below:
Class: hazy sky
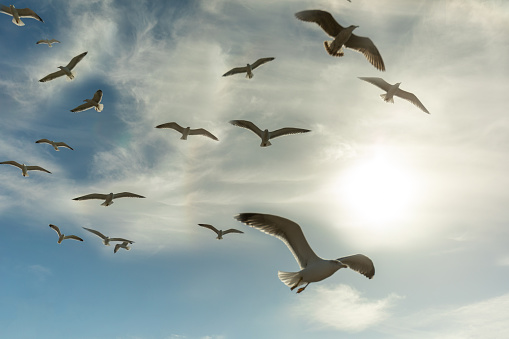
[1,0,509,338]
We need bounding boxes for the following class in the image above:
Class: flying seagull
[70,90,103,112]
[198,224,244,240]
[229,120,310,147]
[295,10,385,71]
[235,213,375,293]
[82,227,134,246]
[73,192,145,206]
[49,224,83,244]
[223,57,275,79]
[0,161,51,177]
[0,4,43,26]
[36,39,60,47]
[155,122,218,141]
[35,139,73,151]
[114,241,132,253]
[358,77,429,114]
[39,51,87,82]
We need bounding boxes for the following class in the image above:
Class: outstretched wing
[337,254,375,279]
[198,224,220,235]
[358,77,391,91]
[16,8,43,22]
[346,35,385,71]
[91,90,103,103]
[0,160,23,169]
[222,66,248,77]
[295,10,343,37]
[70,101,94,113]
[395,88,430,114]
[49,39,61,44]
[113,192,145,199]
[250,57,275,70]
[229,120,264,138]
[63,235,84,242]
[155,122,185,133]
[109,238,134,244]
[73,193,109,201]
[82,227,107,240]
[26,166,51,173]
[189,128,218,141]
[222,229,244,235]
[65,51,88,70]
[0,5,13,15]
[269,127,310,140]
[54,142,74,150]
[39,69,65,82]
[49,224,62,237]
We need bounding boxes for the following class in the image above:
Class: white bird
[114,241,132,253]
[82,227,134,246]
[0,160,51,177]
[0,4,43,26]
[295,10,385,71]
[70,90,103,113]
[223,57,275,79]
[49,224,83,244]
[198,224,244,240]
[36,39,60,47]
[155,122,218,141]
[358,77,430,114]
[235,213,375,293]
[39,51,87,82]
[72,192,145,206]
[35,139,73,151]
[229,120,310,147]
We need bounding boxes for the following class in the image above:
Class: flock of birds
[1,4,432,293]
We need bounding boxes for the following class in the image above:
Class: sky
[0,0,508,338]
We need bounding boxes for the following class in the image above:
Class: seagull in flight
[36,39,60,47]
[82,227,134,246]
[114,241,133,253]
[155,122,218,141]
[0,4,43,26]
[295,10,385,71]
[73,192,145,206]
[35,139,73,151]
[223,57,275,79]
[235,213,375,293]
[358,77,429,114]
[39,51,87,82]
[49,224,83,244]
[229,120,310,147]
[0,161,51,177]
[70,90,103,112]
[198,224,244,240]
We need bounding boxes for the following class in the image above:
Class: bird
[235,213,375,293]
[39,51,88,82]
[198,224,244,240]
[72,192,145,206]
[82,227,134,246]
[358,77,429,114]
[295,10,385,71]
[114,241,132,253]
[155,122,218,141]
[35,139,73,151]
[223,57,275,79]
[0,161,51,177]
[0,4,43,26]
[36,39,60,47]
[49,224,83,244]
[70,90,103,112]
[229,120,310,147]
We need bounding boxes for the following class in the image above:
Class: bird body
[114,241,132,253]
[155,122,218,141]
[70,90,103,112]
[0,161,51,177]
[49,224,83,244]
[223,57,275,78]
[73,192,145,206]
[36,39,60,47]
[82,227,133,246]
[35,139,73,151]
[39,51,87,82]
[0,4,43,26]
[229,120,310,147]
[198,224,243,239]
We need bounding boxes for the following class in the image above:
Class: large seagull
[155,122,218,141]
[39,51,88,82]
[0,161,51,177]
[223,57,275,79]
[70,90,103,113]
[73,192,145,206]
[0,4,43,26]
[229,120,310,147]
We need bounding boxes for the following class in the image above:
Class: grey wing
[395,89,430,114]
[35,139,52,144]
[294,10,343,37]
[269,127,311,139]
[0,160,23,169]
[109,238,134,243]
[189,128,218,141]
[198,224,220,235]
[222,229,244,235]
[229,120,264,138]
[39,69,65,82]
[114,192,145,199]
[26,166,51,173]
[70,101,94,113]
[250,57,275,70]
[358,77,391,91]
[346,35,385,71]
[36,40,47,44]
[63,235,84,242]
[49,39,61,44]
[155,122,185,133]
[66,52,88,70]
[92,90,103,103]
[54,142,73,150]
[337,254,375,279]
[16,8,43,22]
[0,4,12,15]
[82,227,107,239]
[49,224,62,237]
[73,193,108,201]
[235,213,320,269]
[223,66,248,76]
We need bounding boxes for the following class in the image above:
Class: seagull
[114,241,132,253]
[198,224,244,240]
[295,10,385,71]
[35,139,73,151]
[70,90,103,112]
[223,57,275,79]
[49,224,83,244]
[358,77,429,114]
[0,4,43,26]
[36,39,60,47]
[82,227,134,246]
[72,192,145,206]
[229,120,310,147]
[155,122,218,141]
[39,51,87,82]
[0,161,51,177]
[235,213,375,293]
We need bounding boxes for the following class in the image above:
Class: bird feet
[290,277,303,291]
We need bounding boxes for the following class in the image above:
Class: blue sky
[1,0,509,338]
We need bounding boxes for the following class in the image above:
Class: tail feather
[13,18,25,26]
[101,201,113,206]
[278,271,303,288]
[323,41,344,57]
[261,140,272,147]
[95,104,104,112]
[380,94,394,103]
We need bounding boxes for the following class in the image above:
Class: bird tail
[95,104,104,112]
[101,201,113,206]
[13,18,25,26]
[278,271,303,288]
[324,41,344,57]
[380,94,394,103]
[260,140,271,147]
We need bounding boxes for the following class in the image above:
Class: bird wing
[109,238,134,243]
[155,122,185,133]
[36,40,47,44]
[73,193,108,201]
[358,77,391,91]
[222,229,244,235]
[235,213,320,269]
[54,142,73,150]
[91,90,103,103]
[114,243,122,253]
[70,101,94,113]
[35,139,52,145]
[337,254,375,279]
[25,166,51,173]
[82,227,107,240]
[65,51,88,70]
[198,224,220,235]
[395,88,430,114]
[63,235,83,242]
[229,120,264,138]
[250,57,275,70]
[49,224,62,237]
[0,160,23,169]
[39,69,65,82]
[222,66,248,77]
[113,192,145,199]
[49,39,61,43]
[188,128,218,141]
[16,8,43,22]
[269,127,311,140]
[0,4,12,15]
[346,35,386,71]
[294,10,343,37]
